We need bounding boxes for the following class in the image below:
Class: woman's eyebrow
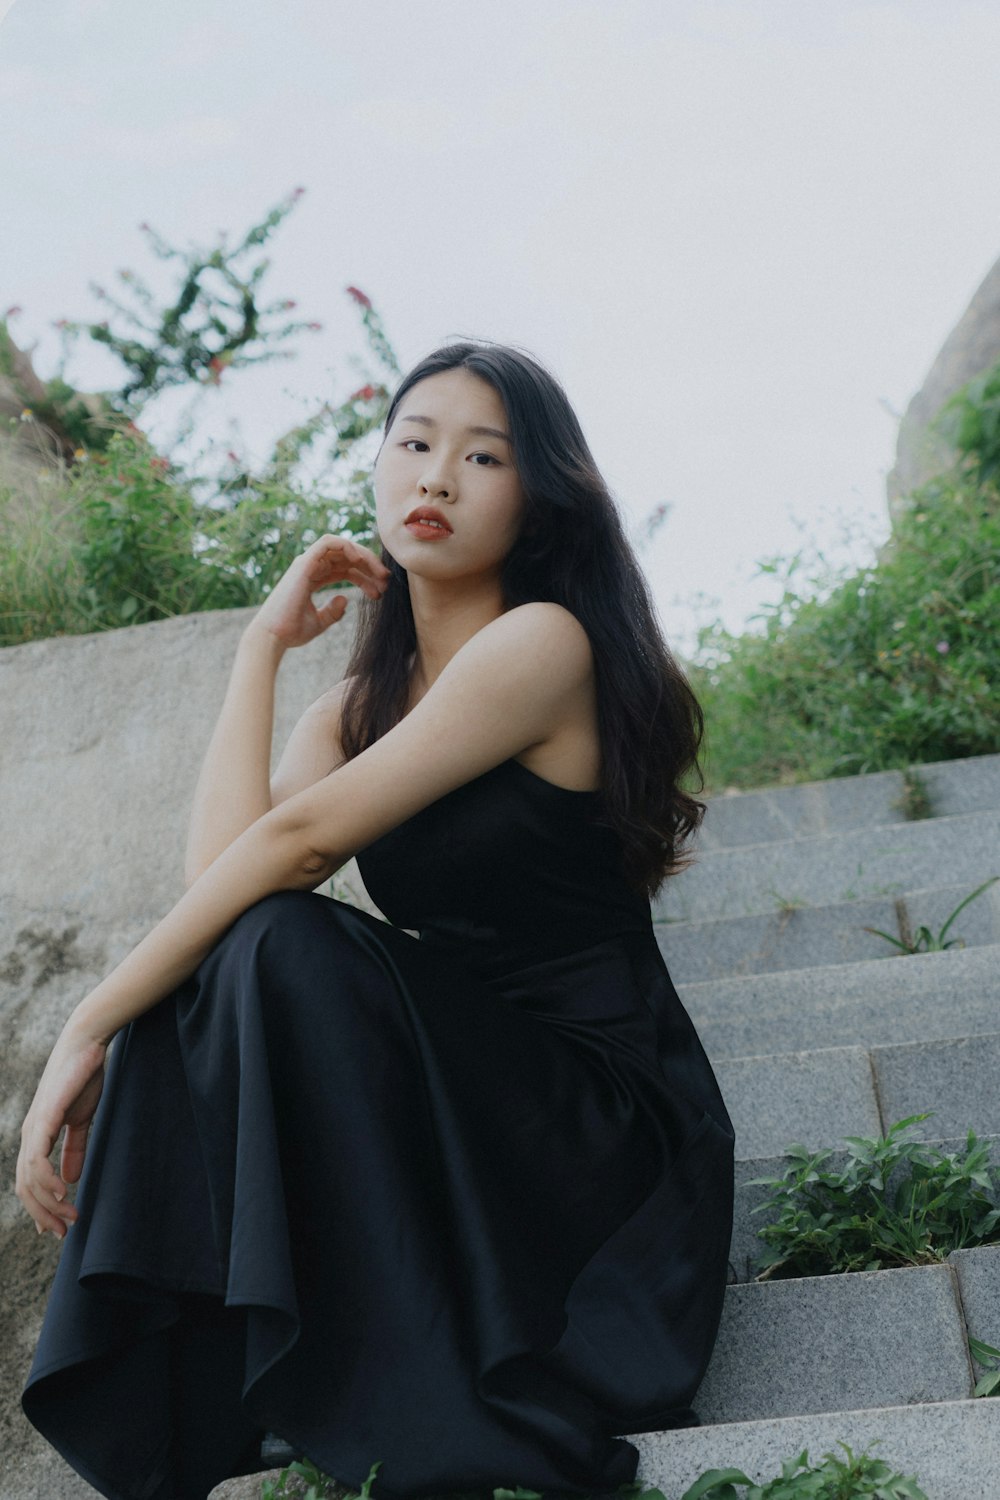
[398,414,511,445]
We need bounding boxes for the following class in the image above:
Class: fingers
[16,1150,79,1239]
[308,535,390,593]
[316,594,350,628]
[60,1122,90,1185]
[16,1119,82,1239]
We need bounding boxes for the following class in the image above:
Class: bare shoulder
[310,674,355,721]
[462,601,594,683]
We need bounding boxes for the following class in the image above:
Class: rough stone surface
[1,898,154,1500]
[656,895,900,983]
[949,1245,1000,1380]
[886,252,1000,521]
[0,601,371,923]
[872,1031,1000,1141]
[210,1471,353,1499]
[692,1263,970,1423]
[1,605,375,1500]
[675,942,1000,1060]
[714,1045,880,1161]
[655,808,1000,923]
[629,1397,1000,1500]
[693,751,1000,848]
[657,878,1000,983]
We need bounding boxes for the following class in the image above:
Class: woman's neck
[406,575,508,705]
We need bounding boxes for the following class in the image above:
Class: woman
[17,340,735,1500]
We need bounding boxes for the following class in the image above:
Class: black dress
[22,756,735,1500]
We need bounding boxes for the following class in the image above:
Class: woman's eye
[401,440,498,465]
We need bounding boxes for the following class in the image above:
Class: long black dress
[22,756,735,1500]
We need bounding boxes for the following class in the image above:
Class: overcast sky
[3,0,1000,658]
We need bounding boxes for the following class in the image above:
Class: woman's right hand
[16,1023,108,1239]
[249,534,391,649]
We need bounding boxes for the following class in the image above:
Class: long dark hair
[340,338,707,899]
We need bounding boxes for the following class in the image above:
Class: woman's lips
[405,520,452,539]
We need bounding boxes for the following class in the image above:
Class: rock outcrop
[887,253,1000,520]
[1,603,365,1499]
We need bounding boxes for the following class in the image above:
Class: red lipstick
[404,506,453,538]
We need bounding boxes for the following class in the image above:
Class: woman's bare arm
[17,601,593,1237]
[183,621,288,886]
[183,535,389,885]
[81,601,594,1042]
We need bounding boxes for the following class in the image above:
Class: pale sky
[3,0,1000,658]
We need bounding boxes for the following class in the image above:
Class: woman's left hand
[15,1024,108,1239]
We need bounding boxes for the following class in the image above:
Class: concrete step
[716,1044,881,1162]
[716,1030,1000,1163]
[674,943,1000,1060]
[628,1397,1000,1500]
[729,1134,1000,1285]
[950,1245,1000,1383]
[655,809,1000,923]
[695,750,1000,850]
[655,879,1000,983]
[689,1262,970,1424]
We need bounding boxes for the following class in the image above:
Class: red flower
[349,384,378,402]
[149,456,170,474]
[282,299,297,310]
[138,222,150,232]
[5,304,22,318]
[292,186,306,198]
[226,450,240,463]
[346,286,372,309]
[306,321,323,331]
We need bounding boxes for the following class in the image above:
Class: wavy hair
[340,339,707,898]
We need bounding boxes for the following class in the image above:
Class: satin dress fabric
[22,756,735,1500]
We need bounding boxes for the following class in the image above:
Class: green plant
[259,1461,668,1500]
[935,355,1000,486]
[861,875,999,954]
[262,1457,376,1499]
[1,191,402,646]
[678,1439,928,1499]
[687,450,999,792]
[746,1113,1000,1280]
[768,891,809,915]
[968,1335,1000,1397]
[892,768,933,822]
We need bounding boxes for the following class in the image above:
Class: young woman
[17,340,735,1500]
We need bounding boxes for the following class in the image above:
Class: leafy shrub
[259,1449,930,1500]
[687,463,999,792]
[676,1439,928,1498]
[747,1114,1000,1280]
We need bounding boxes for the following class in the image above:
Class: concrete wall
[0,600,369,1499]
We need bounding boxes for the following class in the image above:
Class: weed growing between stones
[861,874,999,953]
[260,1462,669,1500]
[676,1438,928,1498]
[892,769,934,822]
[968,1336,1000,1397]
[258,1444,931,1499]
[746,1113,1000,1279]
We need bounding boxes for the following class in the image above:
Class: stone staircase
[621,750,1000,1497]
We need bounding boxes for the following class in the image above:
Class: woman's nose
[419,465,453,499]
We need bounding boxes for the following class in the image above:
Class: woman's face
[373,367,527,587]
